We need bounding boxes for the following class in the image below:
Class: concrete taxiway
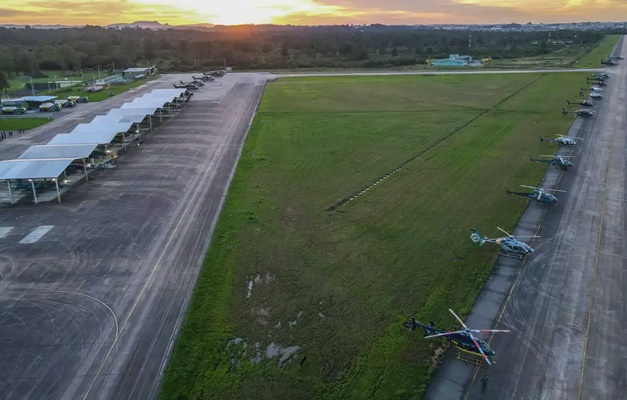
[0,73,269,399]
[425,36,626,400]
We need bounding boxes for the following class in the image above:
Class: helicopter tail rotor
[469,229,484,245]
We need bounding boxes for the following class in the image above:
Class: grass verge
[49,78,154,102]
[161,72,588,400]
[0,118,52,131]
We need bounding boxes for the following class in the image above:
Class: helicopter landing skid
[456,351,485,366]
[498,251,525,260]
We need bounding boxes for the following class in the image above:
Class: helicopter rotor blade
[520,185,538,190]
[424,330,465,339]
[497,227,512,237]
[449,309,468,330]
[512,235,540,239]
[469,334,492,366]
[469,329,511,334]
[543,189,567,192]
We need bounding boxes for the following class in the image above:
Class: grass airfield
[161,72,588,399]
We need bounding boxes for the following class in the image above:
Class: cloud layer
[1,0,626,26]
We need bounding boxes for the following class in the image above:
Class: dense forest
[0,24,614,86]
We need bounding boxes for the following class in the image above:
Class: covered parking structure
[19,144,98,183]
[48,132,121,169]
[71,120,137,151]
[0,159,75,204]
[106,107,163,129]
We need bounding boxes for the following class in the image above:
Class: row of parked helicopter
[404,71,615,366]
[476,72,612,257]
[172,70,226,90]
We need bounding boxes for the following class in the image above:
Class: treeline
[0,25,609,79]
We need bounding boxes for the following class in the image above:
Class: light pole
[26,76,35,96]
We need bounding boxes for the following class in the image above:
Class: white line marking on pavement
[19,225,54,244]
[0,227,13,239]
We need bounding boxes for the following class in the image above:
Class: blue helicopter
[539,135,582,146]
[530,155,574,169]
[404,309,510,365]
[505,185,566,205]
[470,227,538,258]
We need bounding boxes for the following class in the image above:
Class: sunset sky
[0,0,626,26]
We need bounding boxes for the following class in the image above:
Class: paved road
[425,37,626,400]
[0,73,269,399]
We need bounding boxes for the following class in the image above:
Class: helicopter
[192,75,212,82]
[567,99,593,107]
[530,155,574,169]
[173,83,198,90]
[539,135,582,146]
[470,227,538,258]
[589,92,604,100]
[580,86,603,92]
[601,58,618,66]
[562,107,594,118]
[586,78,607,87]
[593,72,610,80]
[404,309,510,365]
[610,55,624,61]
[505,185,566,205]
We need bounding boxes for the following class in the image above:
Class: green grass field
[574,34,622,68]
[0,118,51,131]
[49,78,153,102]
[161,72,588,400]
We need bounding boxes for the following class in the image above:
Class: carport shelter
[0,159,74,204]
[19,144,98,183]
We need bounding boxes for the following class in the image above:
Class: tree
[392,46,398,56]
[0,69,9,91]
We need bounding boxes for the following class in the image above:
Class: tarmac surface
[0,73,269,399]
[425,37,626,400]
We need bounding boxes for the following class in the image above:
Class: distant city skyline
[1,0,626,27]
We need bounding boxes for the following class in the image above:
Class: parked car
[1,106,27,115]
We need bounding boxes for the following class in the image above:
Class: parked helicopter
[173,82,198,90]
[601,58,618,66]
[567,99,593,107]
[505,185,566,205]
[192,75,211,82]
[539,135,582,146]
[404,309,510,365]
[530,155,574,169]
[589,92,604,100]
[470,227,538,258]
[562,107,594,118]
[581,86,603,93]
[587,78,607,87]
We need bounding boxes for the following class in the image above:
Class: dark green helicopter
[530,155,574,169]
[506,185,566,205]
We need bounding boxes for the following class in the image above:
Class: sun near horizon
[1,0,627,26]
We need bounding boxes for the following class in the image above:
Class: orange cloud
[0,0,626,26]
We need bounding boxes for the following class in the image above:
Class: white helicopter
[505,185,566,205]
[539,135,583,146]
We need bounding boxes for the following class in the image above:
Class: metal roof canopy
[22,96,58,102]
[121,100,169,109]
[48,132,119,145]
[72,121,135,134]
[123,67,151,73]
[149,89,186,96]
[0,158,73,180]
[19,144,98,160]
[107,107,160,116]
